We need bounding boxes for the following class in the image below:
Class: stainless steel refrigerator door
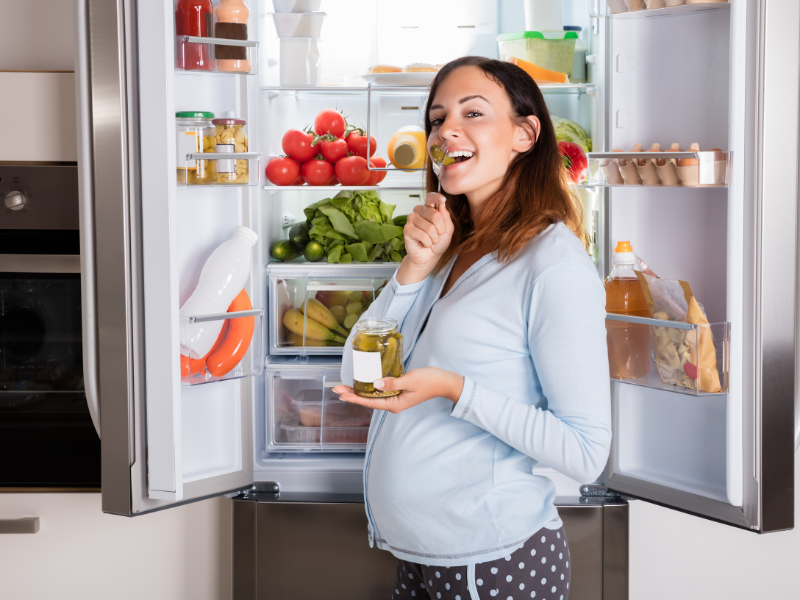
[77,0,253,516]
[604,0,797,533]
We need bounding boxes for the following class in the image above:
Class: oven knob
[4,190,27,211]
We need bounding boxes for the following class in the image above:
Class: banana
[283,308,347,343]
[300,298,351,337]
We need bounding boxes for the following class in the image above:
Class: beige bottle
[215,0,250,73]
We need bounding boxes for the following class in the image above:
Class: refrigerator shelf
[179,152,261,187]
[175,35,260,75]
[180,308,264,386]
[591,1,731,19]
[606,313,729,396]
[267,363,371,452]
[587,151,731,187]
[263,185,424,193]
[261,83,595,97]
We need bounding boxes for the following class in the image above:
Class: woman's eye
[466,110,483,118]
[430,117,443,127]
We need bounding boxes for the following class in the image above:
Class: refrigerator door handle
[75,0,100,438]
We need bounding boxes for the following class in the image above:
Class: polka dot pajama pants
[391,527,570,600]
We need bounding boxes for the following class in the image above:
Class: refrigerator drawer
[267,362,372,452]
[267,263,397,356]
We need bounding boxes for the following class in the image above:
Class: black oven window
[0,273,100,488]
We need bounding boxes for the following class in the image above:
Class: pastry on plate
[368,64,402,74]
[403,63,438,72]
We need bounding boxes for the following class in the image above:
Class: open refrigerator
[75,0,798,548]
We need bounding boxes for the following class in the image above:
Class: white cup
[272,12,326,38]
[279,37,321,87]
[523,0,563,32]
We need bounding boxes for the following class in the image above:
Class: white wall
[0,494,232,600]
[0,2,231,600]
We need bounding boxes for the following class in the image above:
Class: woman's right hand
[396,193,454,285]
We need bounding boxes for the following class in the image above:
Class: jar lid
[176,111,214,119]
[212,118,246,125]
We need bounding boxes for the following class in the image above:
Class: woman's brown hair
[425,56,587,271]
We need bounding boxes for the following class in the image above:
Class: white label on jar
[352,350,383,383]
[177,132,197,168]
[216,143,235,173]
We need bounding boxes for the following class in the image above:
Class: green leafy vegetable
[551,116,592,154]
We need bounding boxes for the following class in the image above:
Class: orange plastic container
[605,241,651,379]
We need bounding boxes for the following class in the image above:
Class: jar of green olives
[352,318,404,398]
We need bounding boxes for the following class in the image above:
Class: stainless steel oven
[0,163,99,490]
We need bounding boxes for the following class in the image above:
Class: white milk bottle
[180,226,258,358]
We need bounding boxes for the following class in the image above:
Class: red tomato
[365,160,380,186]
[319,138,348,164]
[301,159,334,186]
[314,109,346,139]
[282,129,317,162]
[370,155,388,183]
[292,174,304,185]
[335,156,370,186]
[265,156,300,186]
[328,175,340,185]
[345,130,377,159]
[558,141,588,184]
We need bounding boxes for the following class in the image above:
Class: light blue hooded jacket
[341,223,612,567]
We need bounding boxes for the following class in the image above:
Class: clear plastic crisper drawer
[180,308,263,386]
[266,362,372,452]
[267,263,398,355]
[587,151,731,188]
[606,313,730,396]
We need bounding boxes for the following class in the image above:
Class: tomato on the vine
[319,137,348,164]
[300,158,334,186]
[365,160,381,186]
[345,129,377,159]
[335,155,370,186]
[282,129,317,162]
[370,156,388,183]
[266,156,300,186]
[314,108,346,139]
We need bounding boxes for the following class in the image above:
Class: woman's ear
[512,116,541,153]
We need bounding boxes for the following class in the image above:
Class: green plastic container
[496,31,578,77]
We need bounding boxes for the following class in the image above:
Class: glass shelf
[591,1,731,19]
[175,36,259,75]
[263,185,424,194]
[606,313,729,396]
[587,151,731,187]
[262,83,595,97]
[181,308,264,386]
[179,152,260,187]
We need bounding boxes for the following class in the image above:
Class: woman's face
[428,66,539,204]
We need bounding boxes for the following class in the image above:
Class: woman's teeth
[447,150,474,163]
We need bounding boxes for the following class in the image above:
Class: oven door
[0,253,99,490]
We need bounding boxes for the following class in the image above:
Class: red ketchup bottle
[176,0,214,71]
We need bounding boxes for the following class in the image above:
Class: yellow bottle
[605,241,651,380]
[387,125,427,171]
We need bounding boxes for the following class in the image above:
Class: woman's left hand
[333,367,465,414]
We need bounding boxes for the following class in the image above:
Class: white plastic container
[279,37,321,87]
[179,226,258,358]
[272,0,321,12]
[523,0,563,32]
[271,12,326,38]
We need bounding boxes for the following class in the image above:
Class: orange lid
[614,241,632,253]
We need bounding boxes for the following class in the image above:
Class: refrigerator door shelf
[175,36,260,76]
[606,314,730,396]
[179,152,261,187]
[587,151,731,187]
[263,185,425,193]
[594,1,732,19]
[261,83,595,97]
[267,363,371,452]
[268,265,396,355]
[181,309,264,386]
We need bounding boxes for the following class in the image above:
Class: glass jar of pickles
[352,318,404,398]
[176,111,216,184]
[211,116,249,184]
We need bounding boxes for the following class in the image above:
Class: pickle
[380,336,397,376]
[354,333,380,352]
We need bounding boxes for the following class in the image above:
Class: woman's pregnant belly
[367,397,504,554]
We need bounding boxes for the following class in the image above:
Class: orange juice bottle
[605,241,651,379]
[387,126,427,171]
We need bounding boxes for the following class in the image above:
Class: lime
[270,239,298,262]
[304,241,325,262]
[289,222,310,248]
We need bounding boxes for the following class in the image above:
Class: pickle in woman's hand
[352,319,405,398]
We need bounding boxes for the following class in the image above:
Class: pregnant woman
[334,56,611,600]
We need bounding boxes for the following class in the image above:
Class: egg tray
[587,150,731,188]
